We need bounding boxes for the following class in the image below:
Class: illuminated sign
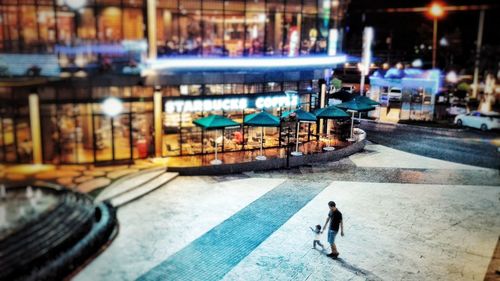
[147,55,347,71]
[328,29,338,56]
[165,94,298,113]
[361,27,374,75]
[166,98,248,114]
[255,95,298,109]
[0,54,60,76]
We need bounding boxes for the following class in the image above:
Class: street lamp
[428,2,445,68]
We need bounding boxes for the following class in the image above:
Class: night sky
[344,0,500,71]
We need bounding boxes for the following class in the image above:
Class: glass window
[283,13,301,56]
[246,12,266,56]
[284,82,298,91]
[246,0,265,11]
[202,10,225,56]
[286,0,301,13]
[16,117,33,163]
[267,0,284,12]
[180,0,201,10]
[38,7,57,45]
[98,7,122,41]
[265,10,284,55]
[265,82,282,92]
[56,7,75,44]
[180,85,202,96]
[162,86,181,97]
[224,11,245,56]
[179,11,202,55]
[158,0,177,9]
[205,84,224,95]
[244,83,263,94]
[157,10,180,55]
[124,0,144,8]
[303,0,318,14]
[299,81,313,90]
[301,14,319,55]
[20,6,38,49]
[2,6,20,51]
[202,0,224,10]
[225,0,245,11]
[124,9,144,40]
[97,0,121,5]
[78,8,97,39]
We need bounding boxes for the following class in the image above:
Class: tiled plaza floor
[75,144,500,281]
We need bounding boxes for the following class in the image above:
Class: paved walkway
[138,180,329,281]
[75,143,500,281]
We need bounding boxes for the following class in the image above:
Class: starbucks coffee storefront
[161,91,315,157]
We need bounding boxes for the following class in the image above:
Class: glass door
[94,114,113,162]
[113,114,132,161]
[93,113,133,164]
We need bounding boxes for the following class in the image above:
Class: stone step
[110,172,178,208]
[95,168,166,202]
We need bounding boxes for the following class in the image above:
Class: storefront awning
[282,109,317,122]
[314,106,350,119]
[244,111,281,127]
[336,99,375,112]
[352,96,380,106]
[193,115,240,130]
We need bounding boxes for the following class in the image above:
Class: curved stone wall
[168,140,366,176]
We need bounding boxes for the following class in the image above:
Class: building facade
[0,0,349,165]
[368,68,441,122]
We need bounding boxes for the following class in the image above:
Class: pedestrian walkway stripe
[137,180,329,281]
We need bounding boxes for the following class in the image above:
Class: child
[310,225,325,250]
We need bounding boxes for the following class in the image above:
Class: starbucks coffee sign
[165,94,298,114]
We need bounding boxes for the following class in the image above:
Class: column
[154,87,162,157]
[29,93,42,164]
[319,81,327,134]
[147,0,157,60]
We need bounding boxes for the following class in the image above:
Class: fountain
[26,186,33,199]
[0,184,5,200]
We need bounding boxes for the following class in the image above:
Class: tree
[331,78,342,92]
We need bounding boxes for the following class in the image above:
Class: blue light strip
[146,55,347,70]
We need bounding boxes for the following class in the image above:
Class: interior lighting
[65,0,87,10]
[101,97,123,117]
[446,71,458,83]
[439,37,449,46]
[411,59,423,68]
[147,55,347,70]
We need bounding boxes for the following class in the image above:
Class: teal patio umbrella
[353,95,380,106]
[281,109,317,156]
[336,99,376,112]
[314,105,350,151]
[244,111,281,161]
[336,100,375,142]
[193,115,240,165]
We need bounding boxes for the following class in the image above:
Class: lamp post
[428,3,445,69]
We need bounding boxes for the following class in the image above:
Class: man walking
[322,201,344,258]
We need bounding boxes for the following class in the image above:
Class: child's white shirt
[314,232,321,240]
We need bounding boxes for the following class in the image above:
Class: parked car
[388,87,402,101]
[341,86,354,93]
[446,103,468,116]
[454,111,500,131]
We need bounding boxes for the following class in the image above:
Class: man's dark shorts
[328,229,338,244]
